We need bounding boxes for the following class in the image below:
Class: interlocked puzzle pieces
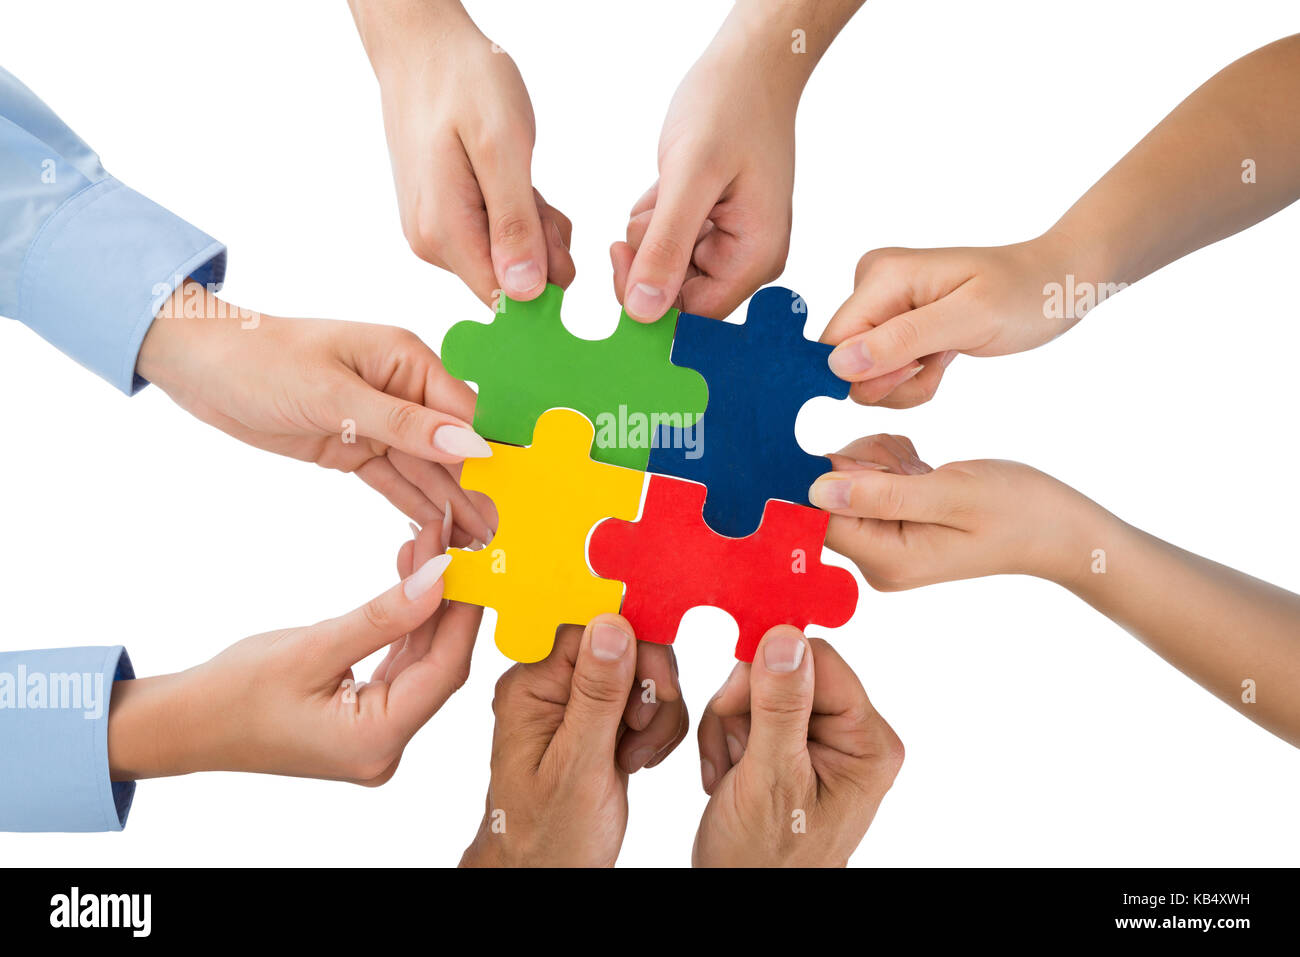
[441,409,643,663]
[440,284,858,663]
[442,284,708,470]
[589,475,857,662]
[649,286,850,537]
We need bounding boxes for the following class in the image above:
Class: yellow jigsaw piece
[443,408,645,663]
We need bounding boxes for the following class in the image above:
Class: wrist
[107,670,207,780]
[1032,487,1125,593]
[710,0,846,108]
[136,280,262,397]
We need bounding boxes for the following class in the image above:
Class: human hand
[694,627,902,867]
[809,433,1105,590]
[350,0,573,304]
[107,524,481,784]
[821,231,1091,408]
[460,617,688,867]
[610,7,817,322]
[137,280,494,545]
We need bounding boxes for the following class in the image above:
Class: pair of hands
[460,617,901,868]
[350,0,821,324]
[109,518,903,868]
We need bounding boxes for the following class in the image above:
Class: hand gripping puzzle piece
[441,284,709,471]
[588,473,858,663]
[647,286,850,538]
[442,408,645,663]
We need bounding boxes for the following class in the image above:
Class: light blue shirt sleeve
[1,66,226,394]
[0,646,136,832]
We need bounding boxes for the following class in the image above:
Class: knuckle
[491,667,524,718]
[361,596,393,635]
[855,247,904,284]
[885,314,922,354]
[871,479,908,522]
[641,232,691,270]
[569,667,625,705]
[492,210,534,248]
[385,401,424,441]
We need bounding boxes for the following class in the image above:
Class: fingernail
[404,553,452,600]
[828,340,874,377]
[763,632,806,673]
[725,733,746,765]
[626,282,666,320]
[899,363,924,384]
[408,521,421,540]
[434,425,492,458]
[939,349,958,370]
[439,500,454,552]
[626,746,656,773]
[591,622,631,661]
[700,758,717,792]
[503,260,543,296]
[809,475,853,510]
[900,457,928,476]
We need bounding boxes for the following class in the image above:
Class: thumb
[342,380,492,464]
[309,553,451,673]
[827,298,972,384]
[744,626,815,776]
[554,615,638,765]
[622,173,721,322]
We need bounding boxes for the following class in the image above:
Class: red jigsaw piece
[589,474,858,662]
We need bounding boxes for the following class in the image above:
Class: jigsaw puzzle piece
[442,408,645,663]
[589,473,858,662]
[441,284,708,471]
[647,286,850,538]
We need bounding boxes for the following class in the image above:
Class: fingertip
[756,625,809,676]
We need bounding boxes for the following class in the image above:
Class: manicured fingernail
[404,553,452,600]
[809,475,853,510]
[503,260,543,296]
[764,633,806,673]
[592,622,631,661]
[939,349,958,370]
[725,733,746,765]
[828,340,874,377]
[626,282,666,320]
[626,746,656,773]
[434,425,492,458]
[700,758,717,792]
[439,501,454,552]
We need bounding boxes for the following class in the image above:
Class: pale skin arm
[824,34,1300,406]
[1057,34,1300,285]
[612,0,866,322]
[811,435,1300,747]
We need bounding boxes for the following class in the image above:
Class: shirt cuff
[0,646,136,832]
[17,176,226,395]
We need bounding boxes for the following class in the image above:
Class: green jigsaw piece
[442,284,709,470]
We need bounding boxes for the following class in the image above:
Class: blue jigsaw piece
[648,286,850,537]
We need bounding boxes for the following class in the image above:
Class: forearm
[107,671,212,780]
[348,0,476,79]
[711,0,866,106]
[1051,34,1300,286]
[1057,510,1300,747]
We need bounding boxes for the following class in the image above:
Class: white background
[2,0,1298,867]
